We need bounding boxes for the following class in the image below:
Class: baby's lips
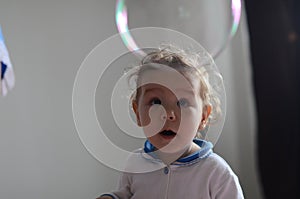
[159,129,177,136]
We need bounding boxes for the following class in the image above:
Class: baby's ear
[199,105,211,130]
[203,105,212,120]
[132,100,141,126]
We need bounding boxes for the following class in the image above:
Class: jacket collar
[142,139,213,166]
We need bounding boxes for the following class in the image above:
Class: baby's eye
[150,98,162,105]
[177,98,189,107]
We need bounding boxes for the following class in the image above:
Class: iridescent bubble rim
[115,0,140,55]
[115,0,242,59]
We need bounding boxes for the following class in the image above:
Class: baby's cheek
[142,105,166,137]
[178,109,201,134]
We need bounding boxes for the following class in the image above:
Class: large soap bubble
[73,27,226,173]
[115,0,242,59]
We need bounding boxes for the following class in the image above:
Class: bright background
[0,0,263,198]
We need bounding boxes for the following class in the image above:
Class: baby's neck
[156,143,200,165]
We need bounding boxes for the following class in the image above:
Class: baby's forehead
[138,63,200,86]
[140,83,195,94]
[137,67,201,96]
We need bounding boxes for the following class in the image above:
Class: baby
[98,46,244,199]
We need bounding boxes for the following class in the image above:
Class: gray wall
[0,0,263,198]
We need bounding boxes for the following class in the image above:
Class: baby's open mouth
[159,130,177,139]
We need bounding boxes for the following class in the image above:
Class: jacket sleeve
[207,154,245,199]
[213,171,244,199]
[105,172,132,199]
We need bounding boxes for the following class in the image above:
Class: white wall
[0,0,263,198]
[214,10,264,199]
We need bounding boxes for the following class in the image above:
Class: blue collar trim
[143,139,213,163]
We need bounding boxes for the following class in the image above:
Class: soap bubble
[115,0,242,58]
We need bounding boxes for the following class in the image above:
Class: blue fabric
[143,138,213,163]
[1,61,7,80]
[0,26,4,42]
[0,25,8,80]
[177,139,213,163]
[144,140,156,153]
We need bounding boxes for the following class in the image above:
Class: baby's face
[133,65,205,153]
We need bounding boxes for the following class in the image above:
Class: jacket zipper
[164,165,171,199]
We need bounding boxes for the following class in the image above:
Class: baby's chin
[156,136,192,154]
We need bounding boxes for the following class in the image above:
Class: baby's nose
[161,110,176,121]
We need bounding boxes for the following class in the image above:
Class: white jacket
[101,139,244,199]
